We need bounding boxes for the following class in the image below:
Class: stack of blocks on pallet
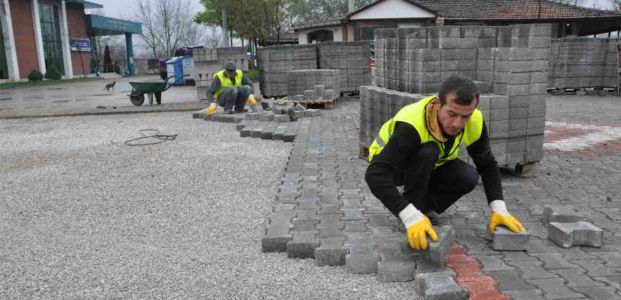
[543,205,603,248]
[257,42,372,97]
[257,45,317,98]
[318,42,373,93]
[549,38,621,89]
[362,24,551,168]
[286,69,340,105]
[194,47,248,101]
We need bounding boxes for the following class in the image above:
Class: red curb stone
[458,277,498,292]
[446,245,510,300]
[446,254,478,264]
[448,244,467,255]
[469,290,511,300]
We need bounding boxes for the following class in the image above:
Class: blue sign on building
[70,38,91,52]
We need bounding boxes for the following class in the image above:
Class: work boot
[424,211,440,225]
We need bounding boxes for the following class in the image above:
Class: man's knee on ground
[461,166,479,193]
[224,87,239,97]
[240,85,252,93]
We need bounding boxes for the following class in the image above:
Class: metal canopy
[86,14,142,36]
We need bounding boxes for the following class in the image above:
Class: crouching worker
[365,75,525,251]
[206,62,253,114]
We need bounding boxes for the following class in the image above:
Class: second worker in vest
[365,75,525,251]
[206,62,253,114]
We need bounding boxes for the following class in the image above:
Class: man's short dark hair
[438,75,480,106]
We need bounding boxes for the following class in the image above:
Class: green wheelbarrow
[128,76,176,106]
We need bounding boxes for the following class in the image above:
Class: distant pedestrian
[205,62,253,114]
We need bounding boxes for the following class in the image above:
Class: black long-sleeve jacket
[365,121,503,217]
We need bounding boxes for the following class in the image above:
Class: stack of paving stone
[194,47,248,101]
[549,37,621,90]
[257,45,318,98]
[364,24,551,169]
[286,69,340,107]
[318,42,373,93]
[257,42,372,97]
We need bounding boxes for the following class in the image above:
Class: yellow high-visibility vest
[213,69,243,100]
[368,95,484,167]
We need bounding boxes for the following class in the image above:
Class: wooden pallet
[292,99,336,110]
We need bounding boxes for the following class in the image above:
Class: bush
[247,67,259,82]
[27,69,43,82]
[45,67,62,80]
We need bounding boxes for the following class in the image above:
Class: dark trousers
[217,86,251,111]
[402,143,479,214]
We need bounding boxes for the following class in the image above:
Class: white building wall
[297,26,342,44]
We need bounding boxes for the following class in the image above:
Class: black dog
[105,81,116,92]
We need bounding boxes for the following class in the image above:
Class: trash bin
[166,56,185,85]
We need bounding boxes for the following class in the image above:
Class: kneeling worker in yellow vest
[206,62,253,114]
[365,75,525,251]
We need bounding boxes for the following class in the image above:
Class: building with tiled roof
[293,0,621,44]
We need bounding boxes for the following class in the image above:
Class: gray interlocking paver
[416,272,469,299]
[493,226,530,250]
[315,237,347,266]
[503,289,546,300]
[471,255,516,271]
[488,270,537,290]
[549,269,607,288]
[572,286,621,300]
[526,278,586,299]
[428,225,455,267]
[549,221,603,248]
[506,260,559,279]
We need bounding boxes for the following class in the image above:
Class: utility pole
[222,8,229,48]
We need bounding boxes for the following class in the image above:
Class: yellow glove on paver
[488,200,526,234]
[206,103,218,116]
[399,204,438,250]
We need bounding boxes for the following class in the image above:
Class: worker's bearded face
[436,91,478,137]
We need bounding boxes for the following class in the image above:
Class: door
[39,1,64,75]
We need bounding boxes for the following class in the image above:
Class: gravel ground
[0,112,418,299]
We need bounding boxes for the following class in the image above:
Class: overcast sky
[92,0,614,20]
[89,0,204,20]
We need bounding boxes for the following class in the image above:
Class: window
[39,1,64,74]
[0,11,8,79]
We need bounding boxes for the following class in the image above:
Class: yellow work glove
[206,103,218,116]
[247,94,257,105]
[488,200,526,234]
[399,204,438,250]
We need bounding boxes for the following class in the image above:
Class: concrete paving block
[261,124,277,139]
[259,112,275,122]
[315,237,347,266]
[493,226,530,251]
[304,90,315,101]
[548,221,603,248]
[377,257,417,282]
[428,225,455,266]
[543,205,590,223]
[262,220,292,253]
[245,112,262,120]
[274,114,290,122]
[235,122,247,131]
[304,109,321,117]
[416,273,469,300]
[346,242,380,274]
[287,231,320,258]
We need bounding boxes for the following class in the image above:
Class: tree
[103,45,113,73]
[284,0,373,26]
[135,0,206,57]
[196,0,287,48]
[612,0,621,10]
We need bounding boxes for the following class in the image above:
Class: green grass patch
[0,77,101,90]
